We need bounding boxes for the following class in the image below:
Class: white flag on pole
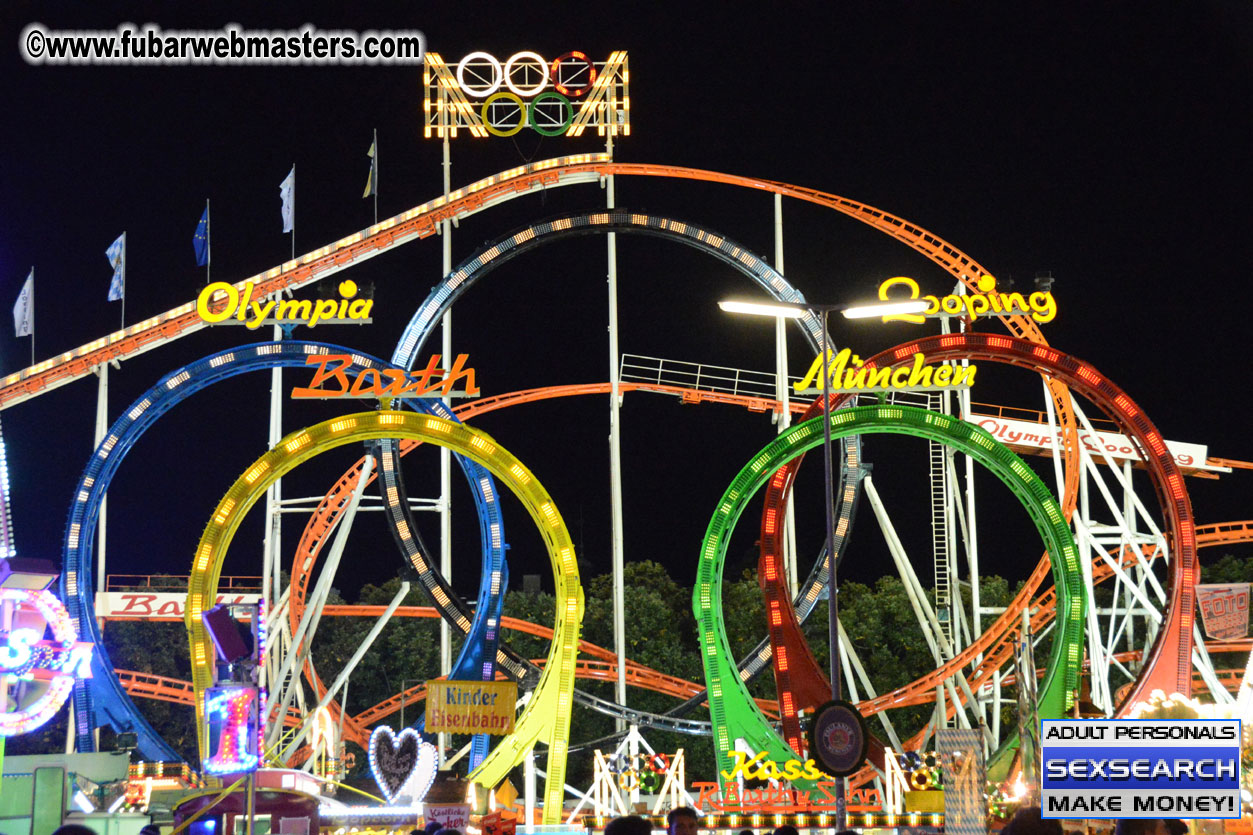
[12,270,32,338]
[280,166,295,233]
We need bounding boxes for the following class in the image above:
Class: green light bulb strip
[694,405,1085,783]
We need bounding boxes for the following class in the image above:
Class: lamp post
[719,296,926,827]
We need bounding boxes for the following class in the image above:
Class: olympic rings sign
[457,50,597,137]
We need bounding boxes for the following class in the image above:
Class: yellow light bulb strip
[187,412,581,822]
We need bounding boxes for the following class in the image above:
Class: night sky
[0,2,1250,611]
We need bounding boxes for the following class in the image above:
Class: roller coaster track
[0,153,1087,760]
[116,519,1248,772]
[756,336,1220,753]
[272,367,1244,755]
[0,156,1063,413]
[840,337,1199,702]
[59,342,514,761]
[286,380,816,742]
[10,153,1217,783]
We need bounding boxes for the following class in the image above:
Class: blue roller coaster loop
[61,341,508,762]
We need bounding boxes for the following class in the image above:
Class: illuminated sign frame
[0,588,92,736]
[202,684,261,775]
[424,50,629,139]
[425,679,516,735]
[368,725,438,805]
[696,748,883,814]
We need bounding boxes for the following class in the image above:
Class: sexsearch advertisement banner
[1042,719,1240,819]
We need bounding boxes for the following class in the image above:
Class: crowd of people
[47,804,1193,835]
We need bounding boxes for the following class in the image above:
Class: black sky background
[0,2,1250,610]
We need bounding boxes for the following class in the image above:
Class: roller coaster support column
[772,194,799,602]
[957,320,981,661]
[87,358,115,752]
[93,362,109,626]
[719,296,926,829]
[264,322,283,696]
[278,581,410,763]
[605,132,632,752]
[439,130,453,764]
[814,307,853,828]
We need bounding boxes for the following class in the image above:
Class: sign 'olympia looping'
[694,405,1086,785]
[186,411,583,825]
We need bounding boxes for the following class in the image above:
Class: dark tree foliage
[23,563,1030,795]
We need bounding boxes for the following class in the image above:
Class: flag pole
[120,231,126,331]
[290,163,295,261]
[373,128,378,226]
[28,267,34,366]
[206,199,211,285]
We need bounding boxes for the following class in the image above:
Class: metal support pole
[94,363,109,619]
[524,749,537,834]
[263,323,284,694]
[606,133,630,736]
[439,132,453,764]
[818,312,846,829]
[277,581,410,762]
[265,456,374,747]
[773,194,799,601]
[246,771,257,835]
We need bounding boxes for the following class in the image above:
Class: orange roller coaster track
[21,152,1228,769]
[2,152,1089,757]
[117,515,1250,764]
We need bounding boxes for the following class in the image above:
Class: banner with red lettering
[1196,584,1251,640]
[96,592,261,620]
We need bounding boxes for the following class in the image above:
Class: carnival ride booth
[172,770,320,835]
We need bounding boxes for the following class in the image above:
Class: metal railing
[106,574,263,592]
[619,353,936,409]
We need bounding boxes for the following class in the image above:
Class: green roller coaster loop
[694,405,1085,784]
[187,412,583,824]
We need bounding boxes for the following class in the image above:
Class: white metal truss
[618,351,1233,759]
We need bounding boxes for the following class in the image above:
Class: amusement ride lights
[188,411,582,824]
[720,296,926,827]
[24,149,1183,791]
[692,404,1085,796]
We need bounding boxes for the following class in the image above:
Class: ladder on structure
[928,391,954,654]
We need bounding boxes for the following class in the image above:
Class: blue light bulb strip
[60,341,508,760]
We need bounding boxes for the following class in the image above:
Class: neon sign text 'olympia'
[197,279,373,329]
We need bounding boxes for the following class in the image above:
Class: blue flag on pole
[193,206,209,266]
[106,233,125,301]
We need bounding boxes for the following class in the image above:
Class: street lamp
[719,294,926,826]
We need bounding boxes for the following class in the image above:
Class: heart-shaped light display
[368,726,439,804]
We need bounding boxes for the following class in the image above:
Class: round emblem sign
[808,699,867,777]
